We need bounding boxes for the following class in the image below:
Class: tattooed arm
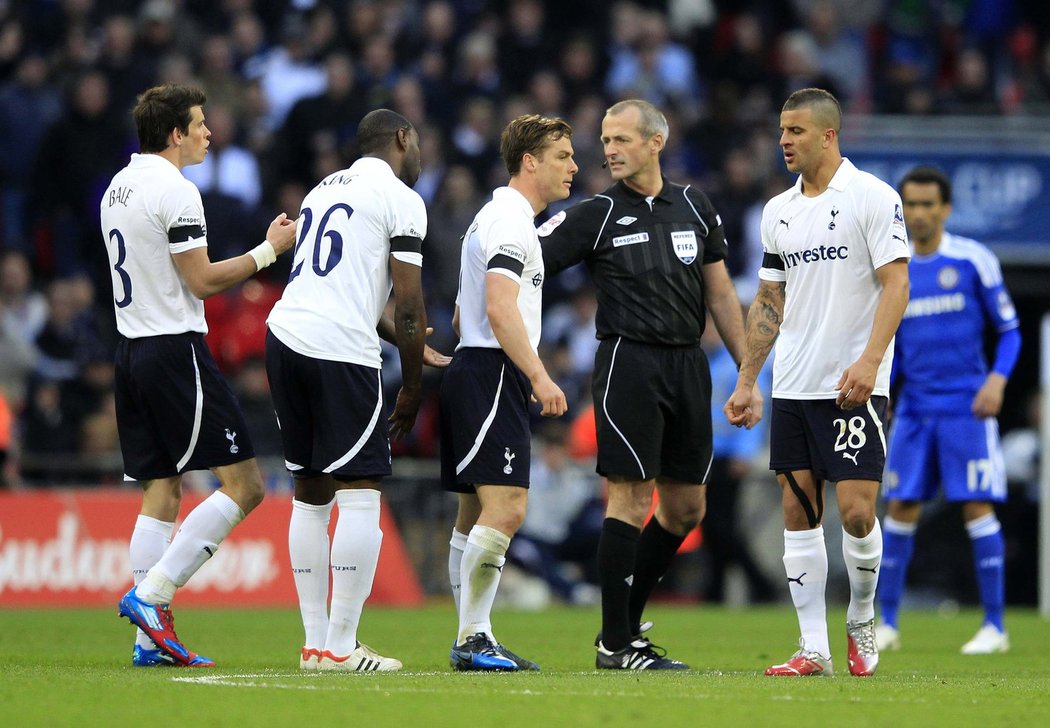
[724,279,786,428]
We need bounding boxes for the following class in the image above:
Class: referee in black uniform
[539,99,756,670]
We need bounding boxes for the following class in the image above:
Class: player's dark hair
[133,84,207,153]
[898,166,952,204]
[783,87,841,133]
[501,114,573,176]
[357,109,414,155]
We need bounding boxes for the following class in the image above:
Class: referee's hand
[530,374,568,418]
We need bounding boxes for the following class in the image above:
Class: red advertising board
[0,489,424,607]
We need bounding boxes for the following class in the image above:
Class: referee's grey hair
[606,99,669,143]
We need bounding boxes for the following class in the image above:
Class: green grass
[2,604,1049,727]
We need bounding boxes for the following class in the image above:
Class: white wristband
[247,240,277,271]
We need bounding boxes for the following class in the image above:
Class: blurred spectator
[606,6,704,121]
[33,278,103,382]
[251,12,327,132]
[98,14,153,115]
[507,424,604,605]
[196,33,247,118]
[0,297,38,412]
[29,70,125,284]
[940,47,1003,114]
[1,251,49,345]
[276,51,365,190]
[0,54,63,253]
[449,95,499,188]
[499,0,554,94]
[803,0,870,109]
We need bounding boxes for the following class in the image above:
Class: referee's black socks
[628,517,686,635]
[597,517,640,652]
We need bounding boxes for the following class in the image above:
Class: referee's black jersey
[539,177,728,346]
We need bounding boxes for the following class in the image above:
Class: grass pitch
[2,603,1048,727]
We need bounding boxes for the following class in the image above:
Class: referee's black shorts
[114,332,254,481]
[591,337,713,484]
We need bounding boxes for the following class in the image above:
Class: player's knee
[839,504,876,536]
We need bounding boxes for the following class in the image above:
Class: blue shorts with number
[884,412,1006,503]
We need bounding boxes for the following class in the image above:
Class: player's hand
[724,383,758,429]
[388,385,422,439]
[972,372,1007,418]
[265,213,298,255]
[530,374,568,418]
[423,327,451,368]
[835,358,877,410]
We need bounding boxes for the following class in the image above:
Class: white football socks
[842,519,883,624]
[449,528,468,615]
[783,526,830,659]
[129,515,174,648]
[324,489,383,657]
[289,497,335,652]
[458,525,511,645]
[137,490,244,604]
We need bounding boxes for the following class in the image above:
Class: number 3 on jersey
[288,204,354,283]
[108,228,133,308]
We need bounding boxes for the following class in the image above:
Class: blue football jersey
[894,233,1019,416]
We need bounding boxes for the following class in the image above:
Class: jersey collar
[492,185,536,218]
[349,155,398,178]
[611,176,674,207]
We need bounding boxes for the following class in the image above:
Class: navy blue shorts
[114,333,254,481]
[769,397,888,483]
[439,348,532,492]
[265,330,390,481]
[591,337,713,483]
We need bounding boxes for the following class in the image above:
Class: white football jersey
[456,186,544,352]
[267,157,426,368]
[99,154,209,338]
[759,158,911,399]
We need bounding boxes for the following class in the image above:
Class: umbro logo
[616,216,637,225]
[856,565,878,574]
[787,572,806,586]
[481,562,504,572]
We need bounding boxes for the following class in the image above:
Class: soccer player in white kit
[725,88,911,677]
[105,84,298,667]
[441,114,575,670]
[266,109,435,672]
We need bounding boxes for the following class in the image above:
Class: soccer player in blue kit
[875,166,1021,655]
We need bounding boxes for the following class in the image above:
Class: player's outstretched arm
[173,213,297,299]
[836,258,909,410]
[377,321,451,368]
[486,272,567,418]
[724,279,784,429]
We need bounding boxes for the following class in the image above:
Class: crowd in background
[1,0,1049,488]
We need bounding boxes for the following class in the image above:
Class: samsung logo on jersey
[613,232,649,247]
[781,245,848,268]
[903,293,966,319]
